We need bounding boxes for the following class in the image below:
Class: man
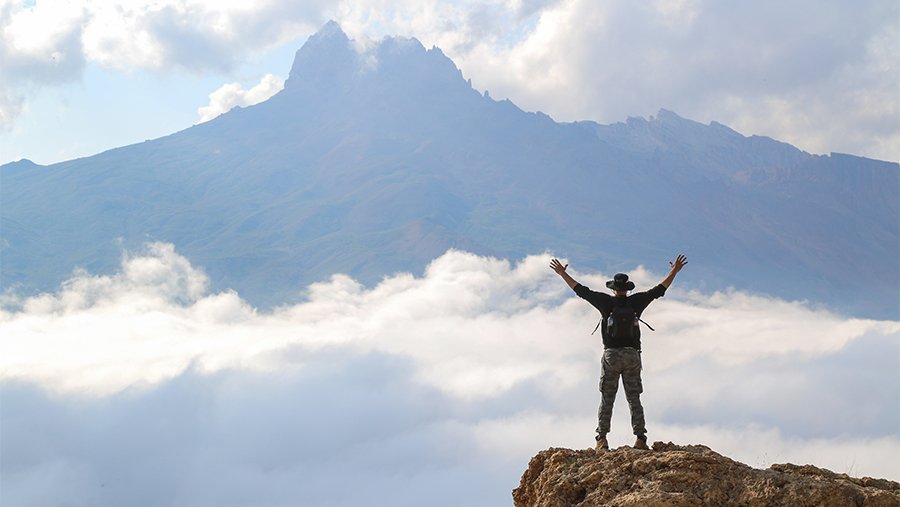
[550,254,688,451]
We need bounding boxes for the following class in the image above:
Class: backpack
[606,301,639,340]
[590,300,655,336]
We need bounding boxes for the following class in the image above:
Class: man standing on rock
[550,254,688,451]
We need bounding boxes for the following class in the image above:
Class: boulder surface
[513,442,899,506]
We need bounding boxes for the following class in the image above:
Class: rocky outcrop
[513,442,900,506]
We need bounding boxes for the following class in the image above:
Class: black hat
[606,273,635,291]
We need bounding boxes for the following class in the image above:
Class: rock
[512,442,900,507]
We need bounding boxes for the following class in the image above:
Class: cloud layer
[2,243,898,504]
[2,0,897,161]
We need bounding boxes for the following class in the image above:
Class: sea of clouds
[2,242,898,506]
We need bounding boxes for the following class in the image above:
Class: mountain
[2,21,898,317]
[512,444,900,506]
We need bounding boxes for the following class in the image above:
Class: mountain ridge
[1,22,897,317]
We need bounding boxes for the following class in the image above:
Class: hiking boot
[595,436,609,451]
[633,436,649,450]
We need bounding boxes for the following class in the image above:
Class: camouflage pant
[596,347,646,437]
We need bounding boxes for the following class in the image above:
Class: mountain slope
[2,22,897,317]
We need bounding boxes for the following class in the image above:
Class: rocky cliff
[513,442,900,506]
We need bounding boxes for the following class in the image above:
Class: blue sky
[1,22,302,164]
[1,0,898,165]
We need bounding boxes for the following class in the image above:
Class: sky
[1,243,898,505]
[1,0,898,166]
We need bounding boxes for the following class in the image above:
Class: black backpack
[607,301,638,340]
[591,300,655,336]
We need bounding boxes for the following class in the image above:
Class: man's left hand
[669,254,688,273]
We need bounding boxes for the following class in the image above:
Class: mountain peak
[282,21,470,101]
[317,19,346,39]
[301,19,351,48]
[513,444,900,506]
[283,21,355,92]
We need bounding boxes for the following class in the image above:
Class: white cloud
[0,0,87,129]
[197,73,284,122]
[13,0,325,73]
[1,243,898,504]
[509,0,895,159]
[2,243,897,402]
[0,0,322,127]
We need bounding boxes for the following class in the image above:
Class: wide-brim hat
[606,273,635,291]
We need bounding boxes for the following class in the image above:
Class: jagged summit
[284,21,354,90]
[316,19,346,39]
[513,444,900,506]
[283,21,470,99]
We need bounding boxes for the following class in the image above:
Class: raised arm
[659,254,688,289]
[550,258,579,289]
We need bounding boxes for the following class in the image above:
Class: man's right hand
[550,258,568,275]
[550,258,579,289]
